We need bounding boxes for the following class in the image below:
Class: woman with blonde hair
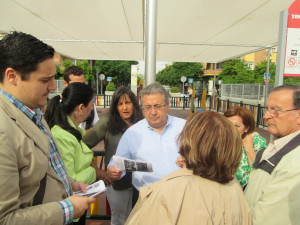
[125,111,251,225]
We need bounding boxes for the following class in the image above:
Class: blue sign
[263,73,271,82]
[188,78,194,83]
[107,76,112,82]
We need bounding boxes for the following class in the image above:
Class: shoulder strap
[32,174,47,206]
[252,147,265,168]
[253,133,300,174]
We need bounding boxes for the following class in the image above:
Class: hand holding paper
[73,180,106,198]
[113,156,153,172]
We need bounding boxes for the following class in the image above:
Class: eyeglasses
[141,104,167,111]
[262,107,298,117]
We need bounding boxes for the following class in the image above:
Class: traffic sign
[107,76,112,82]
[188,78,194,83]
[264,73,271,83]
[181,76,187,82]
[99,74,105,80]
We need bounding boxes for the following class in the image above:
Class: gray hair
[140,82,170,105]
[270,84,300,108]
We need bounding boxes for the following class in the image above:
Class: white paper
[73,180,106,198]
[113,155,153,172]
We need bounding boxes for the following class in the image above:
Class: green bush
[106,82,116,91]
[171,86,180,93]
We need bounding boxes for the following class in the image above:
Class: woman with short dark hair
[125,111,252,225]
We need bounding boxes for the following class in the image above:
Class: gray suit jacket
[0,95,71,225]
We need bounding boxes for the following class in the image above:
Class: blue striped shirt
[0,88,74,224]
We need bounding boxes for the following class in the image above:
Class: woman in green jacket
[45,82,102,225]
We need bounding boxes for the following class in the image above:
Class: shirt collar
[67,116,86,136]
[0,88,37,122]
[273,130,300,150]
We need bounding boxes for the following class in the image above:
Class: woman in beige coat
[125,111,252,225]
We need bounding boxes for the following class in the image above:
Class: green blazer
[51,117,96,185]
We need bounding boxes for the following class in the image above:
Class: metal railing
[96,94,266,127]
[95,95,203,109]
[206,96,266,128]
[220,83,274,105]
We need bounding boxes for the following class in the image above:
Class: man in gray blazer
[0,31,95,225]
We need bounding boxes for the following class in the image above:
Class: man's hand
[67,195,96,219]
[107,165,122,181]
[96,169,113,185]
[71,181,88,192]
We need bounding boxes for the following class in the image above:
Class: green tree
[55,65,63,79]
[284,76,300,84]
[94,60,138,86]
[252,60,276,83]
[76,61,93,81]
[105,82,116,91]
[251,60,300,84]
[218,58,253,84]
[62,60,73,69]
[156,62,203,85]
[60,60,93,82]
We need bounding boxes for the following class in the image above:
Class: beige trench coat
[125,169,252,225]
[0,95,71,225]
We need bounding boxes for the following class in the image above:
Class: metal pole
[275,10,288,87]
[258,84,261,103]
[100,78,103,95]
[213,63,216,108]
[144,0,157,86]
[96,69,99,95]
[264,47,271,106]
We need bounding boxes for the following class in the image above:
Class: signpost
[276,0,300,85]
[180,76,187,94]
[283,0,300,77]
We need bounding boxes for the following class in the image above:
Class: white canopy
[0,0,293,63]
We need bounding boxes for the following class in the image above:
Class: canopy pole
[275,10,288,87]
[144,0,157,86]
[212,63,217,108]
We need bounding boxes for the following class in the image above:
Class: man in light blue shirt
[108,82,186,206]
